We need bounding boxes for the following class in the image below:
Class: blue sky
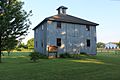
[22,0,120,44]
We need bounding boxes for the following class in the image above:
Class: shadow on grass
[71,58,105,64]
[68,54,120,67]
[1,52,120,67]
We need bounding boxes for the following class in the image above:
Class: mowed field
[0,52,120,80]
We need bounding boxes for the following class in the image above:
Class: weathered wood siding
[34,21,97,55]
[34,22,47,54]
[46,21,97,55]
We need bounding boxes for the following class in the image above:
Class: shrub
[80,52,88,55]
[59,53,71,58]
[71,52,88,59]
[29,52,40,62]
[39,53,48,59]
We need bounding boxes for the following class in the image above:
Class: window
[57,22,61,29]
[41,25,44,30]
[35,30,36,37]
[57,38,61,46]
[86,39,90,47]
[36,41,37,48]
[86,25,90,31]
[94,37,96,42]
[41,42,43,47]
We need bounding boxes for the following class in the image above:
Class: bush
[80,52,88,55]
[29,52,40,62]
[39,53,48,59]
[59,53,71,58]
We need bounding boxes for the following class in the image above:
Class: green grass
[0,52,120,80]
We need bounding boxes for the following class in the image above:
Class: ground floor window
[57,38,61,46]
[41,41,43,48]
[87,39,90,47]
[36,41,37,48]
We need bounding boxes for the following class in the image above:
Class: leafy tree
[117,42,120,48]
[27,38,34,49]
[5,39,18,56]
[97,42,105,48]
[17,42,28,49]
[0,0,32,63]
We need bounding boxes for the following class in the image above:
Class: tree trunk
[0,35,2,63]
[0,49,1,63]
[8,50,10,56]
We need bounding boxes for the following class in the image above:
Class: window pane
[87,39,90,47]
[86,25,90,31]
[57,22,61,29]
[57,38,61,46]
[41,25,44,30]
[36,41,37,48]
[41,42,43,47]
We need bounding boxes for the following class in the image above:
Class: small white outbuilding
[105,42,119,49]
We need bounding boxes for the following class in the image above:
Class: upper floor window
[57,22,61,29]
[86,39,90,47]
[86,25,90,31]
[57,38,61,46]
[41,25,44,30]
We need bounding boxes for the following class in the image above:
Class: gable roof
[33,14,99,30]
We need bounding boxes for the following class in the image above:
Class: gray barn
[33,6,99,55]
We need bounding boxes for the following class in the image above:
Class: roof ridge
[46,14,99,26]
[66,14,99,25]
[33,14,99,30]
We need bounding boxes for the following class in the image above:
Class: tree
[97,42,105,48]
[5,39,18,56]
[117,42,120,48]
[27,38,34,49]
[15,42,28,51]
[17,42,27,49]
[0,0,32,63]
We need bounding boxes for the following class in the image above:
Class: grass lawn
[0,52,120,80]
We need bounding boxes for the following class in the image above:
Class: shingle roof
[47,14,99,25]
[33,14,99,30]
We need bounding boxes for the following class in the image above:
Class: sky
[21,0,120,44]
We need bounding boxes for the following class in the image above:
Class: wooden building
[33,6,99,55]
